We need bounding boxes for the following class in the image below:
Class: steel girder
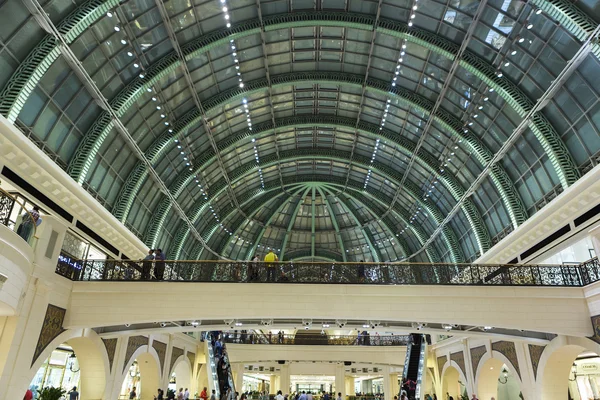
[2,0,595,132]
[147,117,485,259]
[238,187,307,260]
[2,1,592,258]
[279,187,311,261]
[53,12,580,192]
[316,186,348,262]
[186,151,462,263]
[197,149,476,257]
[320,184,413,261]
[208,167,454,263]
[111,74,526,233]
[197,174,435,263]
[233,183,392,263]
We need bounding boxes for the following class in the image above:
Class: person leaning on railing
[142,250,154,280]
[16,206,41,243]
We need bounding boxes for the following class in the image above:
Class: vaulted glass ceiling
[0,0,599,262]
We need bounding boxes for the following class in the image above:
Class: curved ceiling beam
[172,184,306,260]
[114,78,525,232]
[316,186,348,262]
[209,164,454,263]
[0,0,121,122]
[233,183,405,262]
[237,187,307,260]
[212,174,440,262]
[182,152,459,263]
[173,190,292,260]
[62,12,579,193]
[320,184,413,261]
[279,187,312,261]
[154,122,483,259]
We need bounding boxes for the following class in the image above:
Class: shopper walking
[249,254,260,282]
[276,390,284,400]
[69,386,79,400]
[129,387,137,399]
[210,390,217,400]
[184,388,190,400]
[177,388,184,400]
[264,250,278,281]
[336,393,342,400]
[154,249,166,280]
[200,387,208,400]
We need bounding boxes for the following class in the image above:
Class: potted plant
[37,387,66,400]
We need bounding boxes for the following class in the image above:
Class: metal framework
[165,148,471,262]
[316,186,347,262]
[197,168,445,262]
[383,0,491,230]
[2,0,597,261]
[406,22,600,260]
[19,0,223,258]
[112,76,527,233]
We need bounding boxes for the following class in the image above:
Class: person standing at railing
[264,250,279,281]
[154,249,166,280]
[16,206,41,242]
[358,260,366,282]
[142,250,154,280]
[249,254,260,282]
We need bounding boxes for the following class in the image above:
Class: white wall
[66,282,592,337]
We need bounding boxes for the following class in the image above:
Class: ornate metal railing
[221,332,410,346]
[0,188,38,244]
[54,255,600,287]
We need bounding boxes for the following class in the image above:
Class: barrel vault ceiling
[1,0,599,261]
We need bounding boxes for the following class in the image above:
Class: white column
[0,280,51,400]
[280,364,290,395]
[233,363,244,393]
[270,375,277,394]
[383,366,392,400]
[335,364,346,399]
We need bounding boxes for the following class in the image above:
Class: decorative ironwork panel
[153,340,168,373]
[170,347,185,373]
[102,338,118,372]
[590,314,600,344]
[187,352,196,370]
[450,351,466,376]
[123,336,148,372]
[437,355,447,374]
[470,345,487,377]
[32,304,66,366]
[492,341,521,378]
[528,344,546,380]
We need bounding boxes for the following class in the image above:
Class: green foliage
[37,387,66,400]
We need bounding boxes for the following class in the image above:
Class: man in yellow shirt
[264,250,279,281]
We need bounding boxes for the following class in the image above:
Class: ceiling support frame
[20,0,222,258]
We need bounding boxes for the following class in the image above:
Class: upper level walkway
[55,254,600,287]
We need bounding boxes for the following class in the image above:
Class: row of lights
[391,40,408,87]
[107,11,148,79]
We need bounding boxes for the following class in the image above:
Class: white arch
[171,356,193,393]
[28,328,109,400]
[536,336,600,400]
[119,344,162,400]
[475,350,523,400]
[441,361,470,399]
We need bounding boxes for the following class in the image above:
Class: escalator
[206,332,237,399]
[401,334,425,400]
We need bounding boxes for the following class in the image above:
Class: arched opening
[441,365,467,400]
[28,335,107,400]
[170,359,192,395]
[120,352,160,400]
[477,357,522,400]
